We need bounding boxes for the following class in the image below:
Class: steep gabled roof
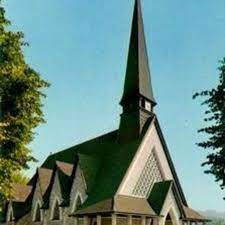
[56,161,74,177]
[74,198,113,215]
[41,129,144,208]
[41,160,77,209]
[11,184,32,203]
[183,206,208,222]
[40,115,188,213]
[114,195,156,216]
[37,168,53,196]
[9,184,33,221]
[56,161,75,206]
[154,118,188,206]
[8,169,53,222]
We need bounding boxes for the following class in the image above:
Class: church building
[4,1,207,225]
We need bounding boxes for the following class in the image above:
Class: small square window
[145,101,151,111]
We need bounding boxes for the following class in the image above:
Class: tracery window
[132,149,163,197]
[52,200,60,221]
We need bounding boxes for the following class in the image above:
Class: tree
[0,171,29,221]
[0,1,49,201]
[193,58,225,195]
[12,171,29,185]
[208,219,225,225]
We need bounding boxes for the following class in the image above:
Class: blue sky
[4,0,225,211]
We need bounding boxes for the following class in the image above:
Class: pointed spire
[120,0,156,106]
[118,0,156,142]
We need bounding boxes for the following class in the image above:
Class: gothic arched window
[34,203,41,222]
[52,200,60,221]
[165,213,173,225]
[73,195,82,212]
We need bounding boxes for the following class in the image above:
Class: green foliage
[193,58,225,194]
[12,171,29,185]
[207,219,225,225]
[0,209,3,222]
[0,1,49,201]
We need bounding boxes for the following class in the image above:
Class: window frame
[33,201,42,222]
[51,198,61,221]
[72,192,83,213]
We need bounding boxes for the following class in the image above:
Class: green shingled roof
[41,121,151,209]
[42,131,117,192]
[81,139,141,208]
[148,180,173,215]
[58,169,73,203]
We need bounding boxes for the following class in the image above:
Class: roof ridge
[154,117,188,206]
[51,130,118,155]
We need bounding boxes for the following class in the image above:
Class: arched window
[165,213,173,225]
[34,203,42,222]
[73,194,82,213]
[52,200,60,221]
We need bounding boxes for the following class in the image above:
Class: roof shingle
[56,161,74,176]
[42,129,144,209]
[183,206,207,221]
[75,195,156,216]
[11,184,32,203]
[38,168,53,195]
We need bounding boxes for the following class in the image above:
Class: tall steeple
[118,0,156,142]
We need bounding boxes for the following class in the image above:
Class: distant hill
[199,210,225,220]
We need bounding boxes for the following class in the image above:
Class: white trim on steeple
[116,117,155,195]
